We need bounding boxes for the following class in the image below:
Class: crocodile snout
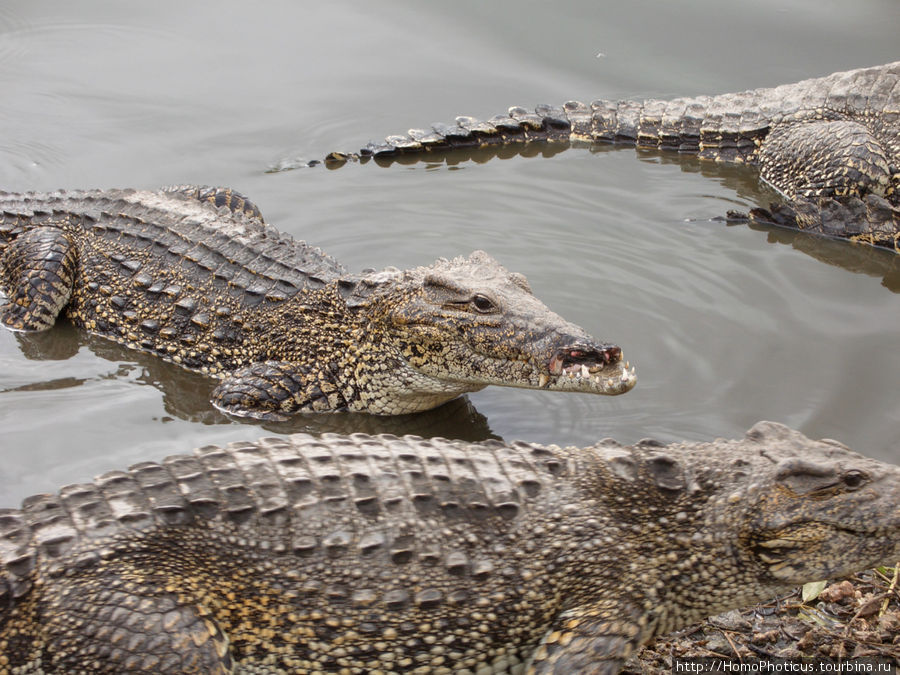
[538,339,635,395]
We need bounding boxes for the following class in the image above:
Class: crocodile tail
[287,63,900,180]
[319,91,772,168]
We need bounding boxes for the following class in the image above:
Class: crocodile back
[0,432,577,630]
[4,425,900,672]
[0,188,346,298]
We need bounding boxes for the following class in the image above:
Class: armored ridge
[2,422,899,673]
[0,186,634,419]
[321,62,900,252]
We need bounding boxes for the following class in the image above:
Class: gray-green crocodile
[320,62,900,251]
[2,423,899,673]
[0,186,634,419]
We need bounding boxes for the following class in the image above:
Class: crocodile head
[670,422,900,616]
[346,251,635,412]
[592,422,900,634]
[737,424,900,585]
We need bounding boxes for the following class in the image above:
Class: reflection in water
[2,375,86,393]
[742,221,900,292]
[12,320,81,361]
[12,319,500,441]
[258,396,499,442]
[676,155,900,293]
[307,140,900,290]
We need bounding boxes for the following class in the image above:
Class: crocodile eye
[842,470,867,490]
[471,294,498,314]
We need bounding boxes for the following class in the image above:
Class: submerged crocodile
[2,422,899,673]
[0,186,634,419]
[321,62,900,252]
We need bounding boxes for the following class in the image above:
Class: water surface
[1,0,898,504]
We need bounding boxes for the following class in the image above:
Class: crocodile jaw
[538,357,636,395]
[535,342,636,395]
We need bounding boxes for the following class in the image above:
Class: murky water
[1,0,898,504]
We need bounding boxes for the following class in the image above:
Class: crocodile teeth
[538,373,550,388]
[580,364,590,378]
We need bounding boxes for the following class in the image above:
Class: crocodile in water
[320,62,900,252]
[0,186,634,419]
[2,422,899,673]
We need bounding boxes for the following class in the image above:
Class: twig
[880,562,899,617]
[720,630,742,659]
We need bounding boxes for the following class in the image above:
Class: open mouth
[539,344,636,394]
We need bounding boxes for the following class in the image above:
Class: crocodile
[0,186,634,419]
[319,62,900,252]
[2,422,899,674]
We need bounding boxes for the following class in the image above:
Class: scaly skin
[2,422,899,673]
[319,62,900,252]
[0,186,634,418]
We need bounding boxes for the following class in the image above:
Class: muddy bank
[631,569,900,672]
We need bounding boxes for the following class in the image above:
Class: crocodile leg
[41,579,234,674]
[752,119,900,250]
[527,601,645,674]
[0,227,77,331]
[758,119,893,202]
[210,360,345,419]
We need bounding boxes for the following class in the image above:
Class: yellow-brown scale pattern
[0,187,635,420]
[3,423,900,673]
